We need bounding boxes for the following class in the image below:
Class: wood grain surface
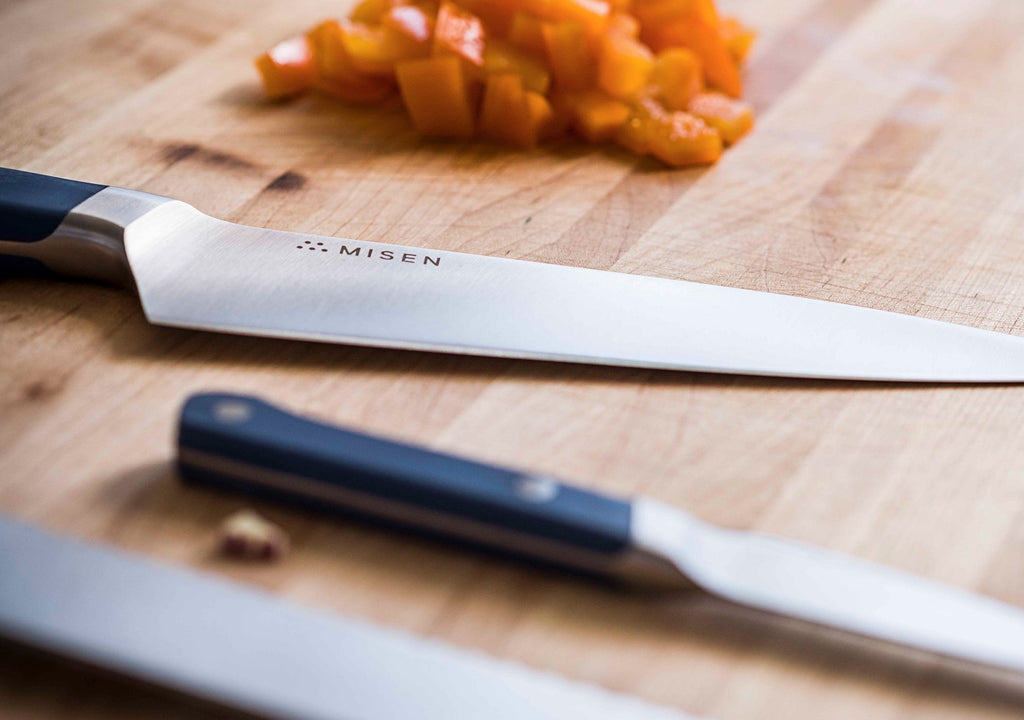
[5,0,1024,717]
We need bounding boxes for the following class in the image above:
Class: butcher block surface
[5,0,1024,717]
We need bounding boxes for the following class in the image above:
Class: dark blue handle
[177,393,633,574]
[0,167,106,243]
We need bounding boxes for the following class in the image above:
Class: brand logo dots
[296,240,328,252]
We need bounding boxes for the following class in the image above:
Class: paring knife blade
[178,392,1024,675]
[0,515,697,720]
[4,166,1024,382]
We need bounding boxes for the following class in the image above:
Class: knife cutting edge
[5,166,1024,382]
[178,392,1024,676]
[0,516,697,720]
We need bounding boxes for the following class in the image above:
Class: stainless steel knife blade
[177,392,1024,677]
[5,169,1024,381]
[630,499,1024,674]
[0,515,697,720]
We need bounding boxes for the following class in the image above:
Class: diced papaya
[479,73,535,147]
[606,12,639,40]
[383,5,435,45]
[307,19,350,80]
[458,0,516,37]
[545,91,578,138]
[647,17,741,97]
[306,20,398,103]
[719,16,756,64]
[433,1,486,67]
[695,0,719,24]
[687,91,753,144]
[542,21,593,91]
[598,34,653,99]
[572,91,630,143]
[615,115,648,155]
[381,10,435,67]
[526,91,556,139]
[255,36,317,99]
[649,47,702,110]
[646,111,721,166]
[339,22,397,75]
[260,0,755,166]
[509,12,548,55]
[633,0,717,30]
[483,40,550,94]
[350,0,394,24]
[396,55,476,138]
[521,0,611,36]
[339,18,429,76]
[317,73,397,104]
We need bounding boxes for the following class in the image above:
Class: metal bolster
[0,187,174,285]
[619,498,703,590]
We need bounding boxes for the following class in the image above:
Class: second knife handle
[177,393,634,576]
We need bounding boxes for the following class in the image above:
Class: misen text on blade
[297,240,441,267]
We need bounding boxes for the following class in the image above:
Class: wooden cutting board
[4,0,1024,717]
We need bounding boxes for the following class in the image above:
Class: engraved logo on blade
[296,240,442,267]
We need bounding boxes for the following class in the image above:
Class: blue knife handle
[0,167,106,243]
[177,393,633,575]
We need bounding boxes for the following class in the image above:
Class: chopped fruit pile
[255,0,755,166]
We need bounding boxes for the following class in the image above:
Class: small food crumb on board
[254,0,755,167]
[219,510,290,561]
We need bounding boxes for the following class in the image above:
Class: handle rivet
[213,400,253,424]
[515,475,559,503]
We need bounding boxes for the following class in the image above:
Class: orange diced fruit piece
[340,22,397,75]
[509,12,548,54]
[522,0,611,36]
[598,34,653,98]
[544,91,577,138]
[255,36,317,99]
[633,0,717,33]
[526,91,555,139]
[379,7,435,66]
[308,20,350,80]
[615,115,648,155]
[317,74,396,104]
[573,91,630,142]
[651,17,741,97]
[384,5,435,44]
[351,0,394,24]
[647,111,721,166]
[606,12,639,39]
[687,91,753,144]
[649,47,702,110]
[306,21,396,103]
[433,1,486,66]
[479,73,535,147]
[483,40,550,94]
[719,16,756,64]
[458,0,516,37]
[543,21,594,91]
[396,55,476,138]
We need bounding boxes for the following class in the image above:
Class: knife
[0,515,696,720]
[178,392,1024,675]
[4,166,1024,382]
